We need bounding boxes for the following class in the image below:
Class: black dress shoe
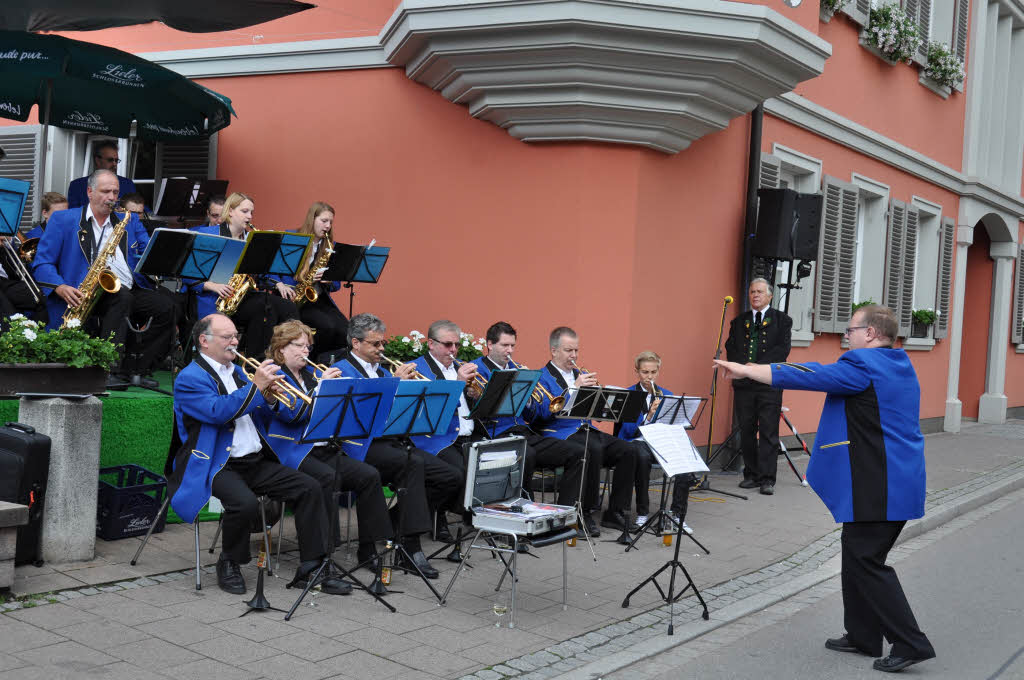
[825,635,866,654]
[873,654,933,673]
[398,550,439,579]
[738,479,759,489]
[760,483,775,495]
[216,558,246,595]
[583,514,601,537]
[291,561,353,595]
[600,510,627,531]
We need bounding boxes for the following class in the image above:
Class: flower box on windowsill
[859,33,904,66]
[918,70,952,99]
[910,321,932,338]
[820,7,835,23]
[0,364,108,399]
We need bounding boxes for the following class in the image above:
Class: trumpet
[450,354,488,392]
[304,356,331,377]
[380,354,430,381]
[507,357,565,413]
[231,348,312,409]
[570,360,600,386]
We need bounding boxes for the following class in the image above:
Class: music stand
[154,178,229,222]
[0,177,30,237]
[235,231,313,284]
[284,377,401,620]
[330,243,390,318]
[376,379,464,602]
[468,369,540,438]
[556,386,646,555]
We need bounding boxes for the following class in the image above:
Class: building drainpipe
[741,103,764,312]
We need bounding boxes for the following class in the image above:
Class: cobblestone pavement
[4,421,1023,680]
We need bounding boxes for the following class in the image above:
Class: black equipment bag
[0,422,52,566]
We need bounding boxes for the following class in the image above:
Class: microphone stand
[691,297,747,501]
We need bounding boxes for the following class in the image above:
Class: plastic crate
[97,465,168,540]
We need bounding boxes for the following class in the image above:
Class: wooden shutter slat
[953,0,970,64]
[900,207,919,336]
[1012,244,1024,345]
[846,0,871,26]
[934,217,955,339]
[884,199,906,315]
[814,177,859,333]
[759,154,781,190]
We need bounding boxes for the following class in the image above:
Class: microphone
[724,295,734,304]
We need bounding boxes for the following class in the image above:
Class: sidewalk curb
[553,466,1024,680]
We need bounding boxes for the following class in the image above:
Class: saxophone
[215,222,255,316]
[61,210,131,328]
[294,238,334,308]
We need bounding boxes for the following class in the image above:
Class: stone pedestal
[19,397,103,564]
[0,501,29,589]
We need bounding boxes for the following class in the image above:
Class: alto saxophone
[215,221,255,316]
[294,238,334,308]
[61,211,131,328]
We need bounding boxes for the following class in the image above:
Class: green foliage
[912,308,937,325]
[821,0,850,15]
[382,329,485,364]
[867,4,922,64]
[924,41,965,89]
[0,315,119,369]
[851,299,876,314]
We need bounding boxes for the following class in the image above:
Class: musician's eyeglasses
[431,340,458,349]
[289,342,313,350]
[844,326,868,337]
[97,155,120,163]
[206,332,240,341]
[356,338,387,348]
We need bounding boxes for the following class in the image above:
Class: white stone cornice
[379,0,830,153]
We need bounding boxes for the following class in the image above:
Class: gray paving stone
[11,640,116,671]
[475,670,503,680]
[491,664,518,676]
[505,657,538,672]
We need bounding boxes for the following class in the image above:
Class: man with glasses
[331,312,460,578]
[169,313,349,596]
[714,305,935,673]
[66,140,138,210]
[723,277,793,495]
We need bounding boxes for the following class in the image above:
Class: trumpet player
[530,326,639,537]
[266,320,394,571]
[331,313,461,579]
[472,322,586,509]
[282,202,348,361]
[31,169,172,387]
[187,192,298,359]
[170,314,349,596]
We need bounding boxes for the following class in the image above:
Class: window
[1013,243,1024,345]
[911,197,942,339]
[850,174,890,308]
[0,126,41,229]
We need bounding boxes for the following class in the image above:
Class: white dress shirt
[350,352,381,377]
[427,353,474,436]
[86,205,133,289]
[200,353,262,458]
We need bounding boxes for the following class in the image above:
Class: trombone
[507,357,565,413]
[231,348,312,409]
[450,354,488,392]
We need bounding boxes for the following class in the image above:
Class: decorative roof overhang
[380,0,831,153]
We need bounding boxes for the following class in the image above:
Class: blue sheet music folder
[301,377,400,446]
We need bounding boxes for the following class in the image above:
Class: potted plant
[911,308,937,338]
[923,41,965,90]
[0,315,119,397]
[820,0,850,22]
[864,3,922,64]
[382,329,485,363]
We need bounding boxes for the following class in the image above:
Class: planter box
[911,321,931,338]
[0,364,108,398]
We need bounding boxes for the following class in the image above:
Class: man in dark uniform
[715,305,935,673]
[724,277,792,495]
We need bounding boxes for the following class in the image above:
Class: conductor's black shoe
[760,483,775,495]
[583,514,601,537]
[216,558,246,595]
[873,654,934,673]
[738,479,759,489]
[398,550,439,579]
[825,636,865,654]
[600,510,628,531]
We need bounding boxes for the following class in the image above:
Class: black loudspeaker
[753,188,822,261]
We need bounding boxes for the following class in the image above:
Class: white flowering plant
[911,308,938,325]
[923,41,965,88]
[821,0,850,16]
[382,329,485,362]
[0,315,119,368]
[866,3,922,64]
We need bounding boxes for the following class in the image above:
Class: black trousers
[299,298,348,360]
[841,521,934,659]
[91,287,173,372]
[298,446,393,546]
[568,427,637,514]
[211,452,327,564]
[437,435,474,512]
[232,291,299,359]
[530,430,590,507]
[734,386,783,484]
[0,278,47,325]
[363,439,432,536]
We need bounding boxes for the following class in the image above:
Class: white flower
[473,343,482,351]
[9,313,25,321]
[23,319,38,328]
[22,328,37,341]
[412,340,422,352]
[402,336,411,343]
[477,337,485,345]
[64,318,82,328]
[410,330,423,338]
[462,340,469,347]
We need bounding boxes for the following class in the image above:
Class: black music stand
[285,377,401,619]
[154,178,228,223]
[234,231,313,284]
[0,177,29,238]
[374,379,464,602]
[468,368,540,438]
[330,243,390,318]
[556,386,646,554]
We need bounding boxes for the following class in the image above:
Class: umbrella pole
[39,79,53,197]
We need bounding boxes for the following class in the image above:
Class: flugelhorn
[304,356,331,377]
[450,354,487,392]
[231,348,312,409]
[507,357,565,413]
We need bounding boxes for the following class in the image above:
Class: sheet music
[651,395,703,427]
[639,423,709,476]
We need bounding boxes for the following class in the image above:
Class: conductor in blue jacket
[714,305,935,674]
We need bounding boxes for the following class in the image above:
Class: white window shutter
[883,199,907,319]
[759,153,781,189]
[933,217,955,339]
[1012,244,1024,345]
[845,0,871,26]
[900,206,919,337]
[903,0,931,63]
[0,127,41,230]
[953,0,970,63]
[814,176,859,333]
